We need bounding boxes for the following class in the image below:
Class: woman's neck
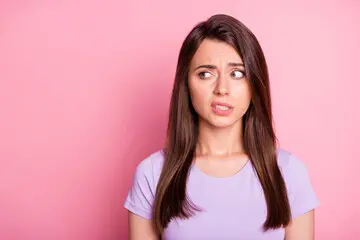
[196,119,245,157]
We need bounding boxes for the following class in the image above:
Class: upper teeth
[215,105,230,110]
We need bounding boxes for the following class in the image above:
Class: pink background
[1,0,359,239]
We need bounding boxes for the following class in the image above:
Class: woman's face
[188,39,252,128]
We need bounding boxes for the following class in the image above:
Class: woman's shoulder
[276,148,309,173]
[275,148,320,218]
[124,150,165,219]
[276,148,312,184]
[132,149,165,182]
[139,149,165,168]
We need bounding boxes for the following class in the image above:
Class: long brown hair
[152,14,291,234]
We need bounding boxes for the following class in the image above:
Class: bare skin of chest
[194,153,249,178]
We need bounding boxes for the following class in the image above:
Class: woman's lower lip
[211,106,233,116]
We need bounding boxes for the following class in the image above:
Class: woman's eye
[231,70,244,79]
[199,72,212,79]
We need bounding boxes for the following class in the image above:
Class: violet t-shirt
[124,149,319,239]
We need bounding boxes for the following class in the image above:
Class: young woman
[124,14,319,240]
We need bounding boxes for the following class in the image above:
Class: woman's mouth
[211,101,234,116]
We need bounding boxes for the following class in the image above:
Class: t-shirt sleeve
[283,153,320,219]
[124,156,155,219]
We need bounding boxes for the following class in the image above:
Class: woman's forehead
[190,39,243,68]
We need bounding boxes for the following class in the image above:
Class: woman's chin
[208,118,239,129]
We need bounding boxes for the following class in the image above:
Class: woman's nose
[213,75,230,96]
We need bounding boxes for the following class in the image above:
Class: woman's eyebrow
[194,62,244,70]
[194,64,217,70]
[228,62,244,67]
